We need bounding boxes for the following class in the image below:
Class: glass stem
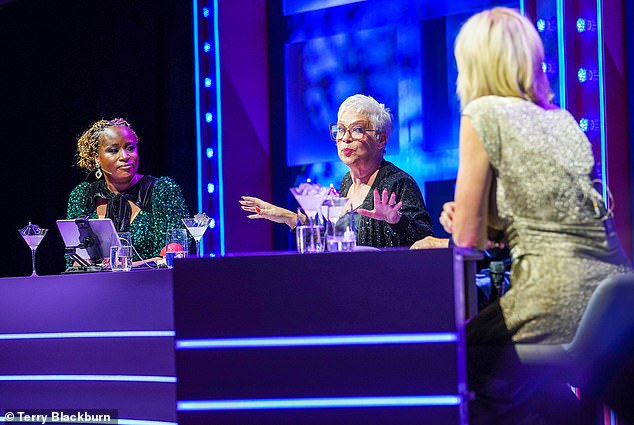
[195,239,201,257]
[31,248,37,277]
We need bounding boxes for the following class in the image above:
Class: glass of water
[110,245,133,272]
[295,207,324,254]
[110,232,133,272]
[325,199,356,252]
[165,228,188,268]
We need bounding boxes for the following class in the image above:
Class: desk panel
[173,249,469,425]
[0,270,176,423]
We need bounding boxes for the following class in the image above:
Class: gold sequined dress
[464,96,630,344]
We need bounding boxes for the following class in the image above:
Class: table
[173,248,476,425]
[0,269,176,424]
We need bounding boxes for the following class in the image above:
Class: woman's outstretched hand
[239,196,297,228]
[356,188,403,224]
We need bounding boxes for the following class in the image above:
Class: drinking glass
[290,182,329,254]
[295,207,323,254]
[110,232,133,272]
[110,245,133,272]
[289,182,330,227]
[165,228,188,268]
[18,222,48,277]
[324,197,356,252]
[182,213,210,257]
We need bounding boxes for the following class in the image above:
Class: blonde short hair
[454,7,554,110]
[338,94,393,141]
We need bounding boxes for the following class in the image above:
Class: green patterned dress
[66,175,190,261]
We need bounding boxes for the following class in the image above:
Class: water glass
[110,232,133,272]
[110,245,133,272]
[165,228,188,268]
[296,208,323,254]
[326,201,356,252]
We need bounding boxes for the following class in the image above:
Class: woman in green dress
[67,118,190,263]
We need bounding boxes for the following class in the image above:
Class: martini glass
[289,183,330,226]
[182,213,211,257]
[19,222,48,277]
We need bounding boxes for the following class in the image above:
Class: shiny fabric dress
[66,175,190,261]
[464,96,630,344]
[339,160,434,248]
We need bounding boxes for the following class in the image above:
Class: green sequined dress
[66,175,190,261]
[464,96,630,344]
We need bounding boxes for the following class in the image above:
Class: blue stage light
[576,18,594,33]
[176,333,458,349]
[207,183,215,194]
[202,7,210,18]
[177,395,462,411]
[206,147,214,158]
[579,118,599,132]
[536,18,546,32]
[536,17,555,32]
[576,68,597,83]
[0,375,176,383]
[0,331,174,340]
[203,42,211,53]
[541,62,557,74]
[579,118,589,132]
[209,218,216,229]
[205,112,213,123]
[204,77,212,87]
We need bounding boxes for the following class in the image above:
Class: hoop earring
[95,163,103,179]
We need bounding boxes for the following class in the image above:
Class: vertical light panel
[193,0,225,256]
[213,0,226,255]
[193,0,203,219]
[556,0,566,109]
[596,0,608,203]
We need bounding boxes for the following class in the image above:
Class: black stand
[63,217,105,273]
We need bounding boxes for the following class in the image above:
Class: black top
[339,160,434,248]
[84,175,158,232]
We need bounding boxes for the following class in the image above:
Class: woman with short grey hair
[240,93,434,248]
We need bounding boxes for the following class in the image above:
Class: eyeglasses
[329,122,379,141]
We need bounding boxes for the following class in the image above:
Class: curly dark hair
[75,118,139,172]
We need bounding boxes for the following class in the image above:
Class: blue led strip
[0,331,174,340]
[0,375,176,383]
[556,0,566,109]
[176,333,457,349]
[177,395,462,411]
[213,0,226,256]
[193,0,204,226]
[596,0,608,203]
[519,0,525,16]
[0,418,177,425]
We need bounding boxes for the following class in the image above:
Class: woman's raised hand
[239,196,297,228]
[356,188,403,224]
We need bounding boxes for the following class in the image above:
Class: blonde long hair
[454,7,554,110]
